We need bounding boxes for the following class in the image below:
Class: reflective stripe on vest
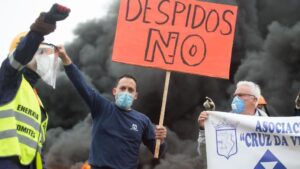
[0,130,39,151]
[0,110,40,131]
[0,76,48,166]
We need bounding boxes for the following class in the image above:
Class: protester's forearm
[59,52,72,65]
[197,130,206,156]
[64,63,97,109]
[12,31,44,66]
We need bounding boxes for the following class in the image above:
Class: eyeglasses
[234,93,256,99]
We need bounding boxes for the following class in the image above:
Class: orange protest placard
[112,0,238,79]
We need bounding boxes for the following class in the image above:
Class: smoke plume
[37,0,300,168]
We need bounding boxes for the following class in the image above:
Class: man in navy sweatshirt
[57,46,167,169]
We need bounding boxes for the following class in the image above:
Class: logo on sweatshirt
[130,124,138,132]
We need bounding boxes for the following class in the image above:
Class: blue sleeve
[0,31,43,106]
[64,63,111,118]
[13,31,44,65]
[142,119,167,157]
[0,59,22,105]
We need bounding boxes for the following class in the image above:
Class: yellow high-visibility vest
[0,75,48,168]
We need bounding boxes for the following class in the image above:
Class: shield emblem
[216,128,237,159]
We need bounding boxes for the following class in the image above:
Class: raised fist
[45,3,71,23]
[30,4,70,35]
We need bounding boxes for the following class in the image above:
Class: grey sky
[0,0,113,63]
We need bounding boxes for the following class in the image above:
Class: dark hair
[115,74,138,88]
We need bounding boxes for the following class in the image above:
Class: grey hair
[236,81,261,99]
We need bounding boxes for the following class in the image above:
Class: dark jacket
[0,31,46,169]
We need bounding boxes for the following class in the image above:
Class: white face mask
[28,43,59,89]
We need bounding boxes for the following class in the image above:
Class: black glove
[203,96,215,111]
[44,3,71,24]
[30,3,70,35]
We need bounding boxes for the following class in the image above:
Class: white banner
[205,111,300,169]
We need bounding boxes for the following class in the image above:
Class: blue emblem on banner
[214,119,238,159]
[254,150,286,169]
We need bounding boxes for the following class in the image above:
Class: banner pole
[154,71,171,158]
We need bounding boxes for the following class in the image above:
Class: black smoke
[38,0,300,168]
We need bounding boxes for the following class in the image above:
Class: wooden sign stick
[154,71,171,158]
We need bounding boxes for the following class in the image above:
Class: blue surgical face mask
[115,91,134,110]
[231,96,245,114]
